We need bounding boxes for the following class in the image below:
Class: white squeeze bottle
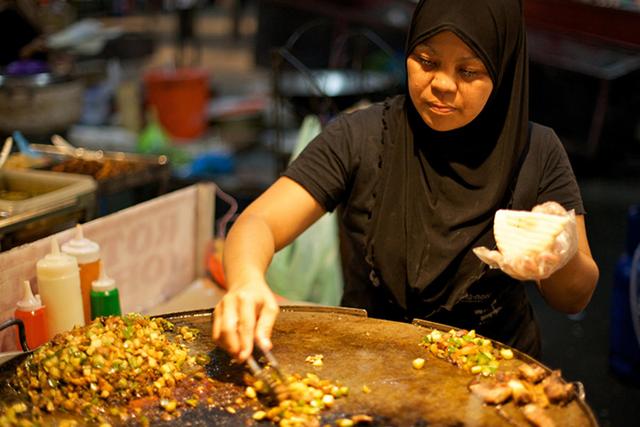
[37,237,85,338]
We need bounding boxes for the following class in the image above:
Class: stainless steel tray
[0,169,96,216]
[0,169,97,250]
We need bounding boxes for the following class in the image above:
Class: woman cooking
[213,0,599,361]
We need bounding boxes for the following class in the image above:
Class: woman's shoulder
[529,122,563,150]
[330,95,405,133]
[527,121,572,165]
[513,122,581,210]
[525,123,584,213]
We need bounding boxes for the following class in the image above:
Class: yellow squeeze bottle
[37,238,85,339]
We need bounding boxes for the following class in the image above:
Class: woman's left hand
[473,202,578,281]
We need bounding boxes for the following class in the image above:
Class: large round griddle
[0,306,598,426]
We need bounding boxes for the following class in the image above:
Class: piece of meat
[518,363,547,384]
[468,381,512,405]
[507,379,534,405]
[522,403,555,427]
[541,371,575,405]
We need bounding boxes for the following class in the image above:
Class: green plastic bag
[266,116,344,306]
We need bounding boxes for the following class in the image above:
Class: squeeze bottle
[90,261,122,319]
[37,238,85,338]
[61,224,101,324]
[14,280,48,350]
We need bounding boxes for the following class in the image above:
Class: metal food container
[28,144,171,216]
[0,72,84,136]
[0,169,96,251]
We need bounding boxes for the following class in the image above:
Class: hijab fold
[364,0,529,314]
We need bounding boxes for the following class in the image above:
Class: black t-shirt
[283,101,584,357]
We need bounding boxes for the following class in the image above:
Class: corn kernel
[412,358,426,370]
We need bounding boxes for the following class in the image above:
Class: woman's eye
[417,57,437,68]
[459,69,478,78]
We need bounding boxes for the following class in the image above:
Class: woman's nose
[431,72,457,93]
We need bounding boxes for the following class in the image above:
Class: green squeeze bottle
[90,261,122,319]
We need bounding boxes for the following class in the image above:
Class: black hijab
[365,0,529,314]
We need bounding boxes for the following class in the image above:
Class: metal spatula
[246,345,289,403]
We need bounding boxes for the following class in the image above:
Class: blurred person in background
[0,0,47,66]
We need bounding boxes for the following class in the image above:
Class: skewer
[0,137,12,169]
[51,134,103,161]
[12,131,40,158]
[51,134,77,155]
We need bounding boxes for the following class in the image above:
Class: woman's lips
[428,102,456,114]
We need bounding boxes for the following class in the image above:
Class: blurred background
[0,0,638,425]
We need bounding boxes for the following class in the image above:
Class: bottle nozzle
[99,261,109,281]
[51,237,60,256]
[92,260,116,292]
[17,280,42,311]
[75,224,84,241]
[23,280,34,300]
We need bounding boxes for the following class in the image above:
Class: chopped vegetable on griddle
[10,314,208,424]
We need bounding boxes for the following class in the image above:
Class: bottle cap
[61,224,100,264]
[16,280,42,311]
[92,261,116,292]
[36,237,79,280]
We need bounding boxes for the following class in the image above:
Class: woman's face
[406,31,494,132]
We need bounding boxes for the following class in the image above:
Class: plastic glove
[473,202,578,281]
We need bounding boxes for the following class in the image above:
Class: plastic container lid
[16,280,42,311]
[92,261,116,292]
[36,237,79,280]
[61,224,100,264]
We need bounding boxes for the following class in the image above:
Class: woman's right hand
[211,177,327,361]
[212,279,279,362]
